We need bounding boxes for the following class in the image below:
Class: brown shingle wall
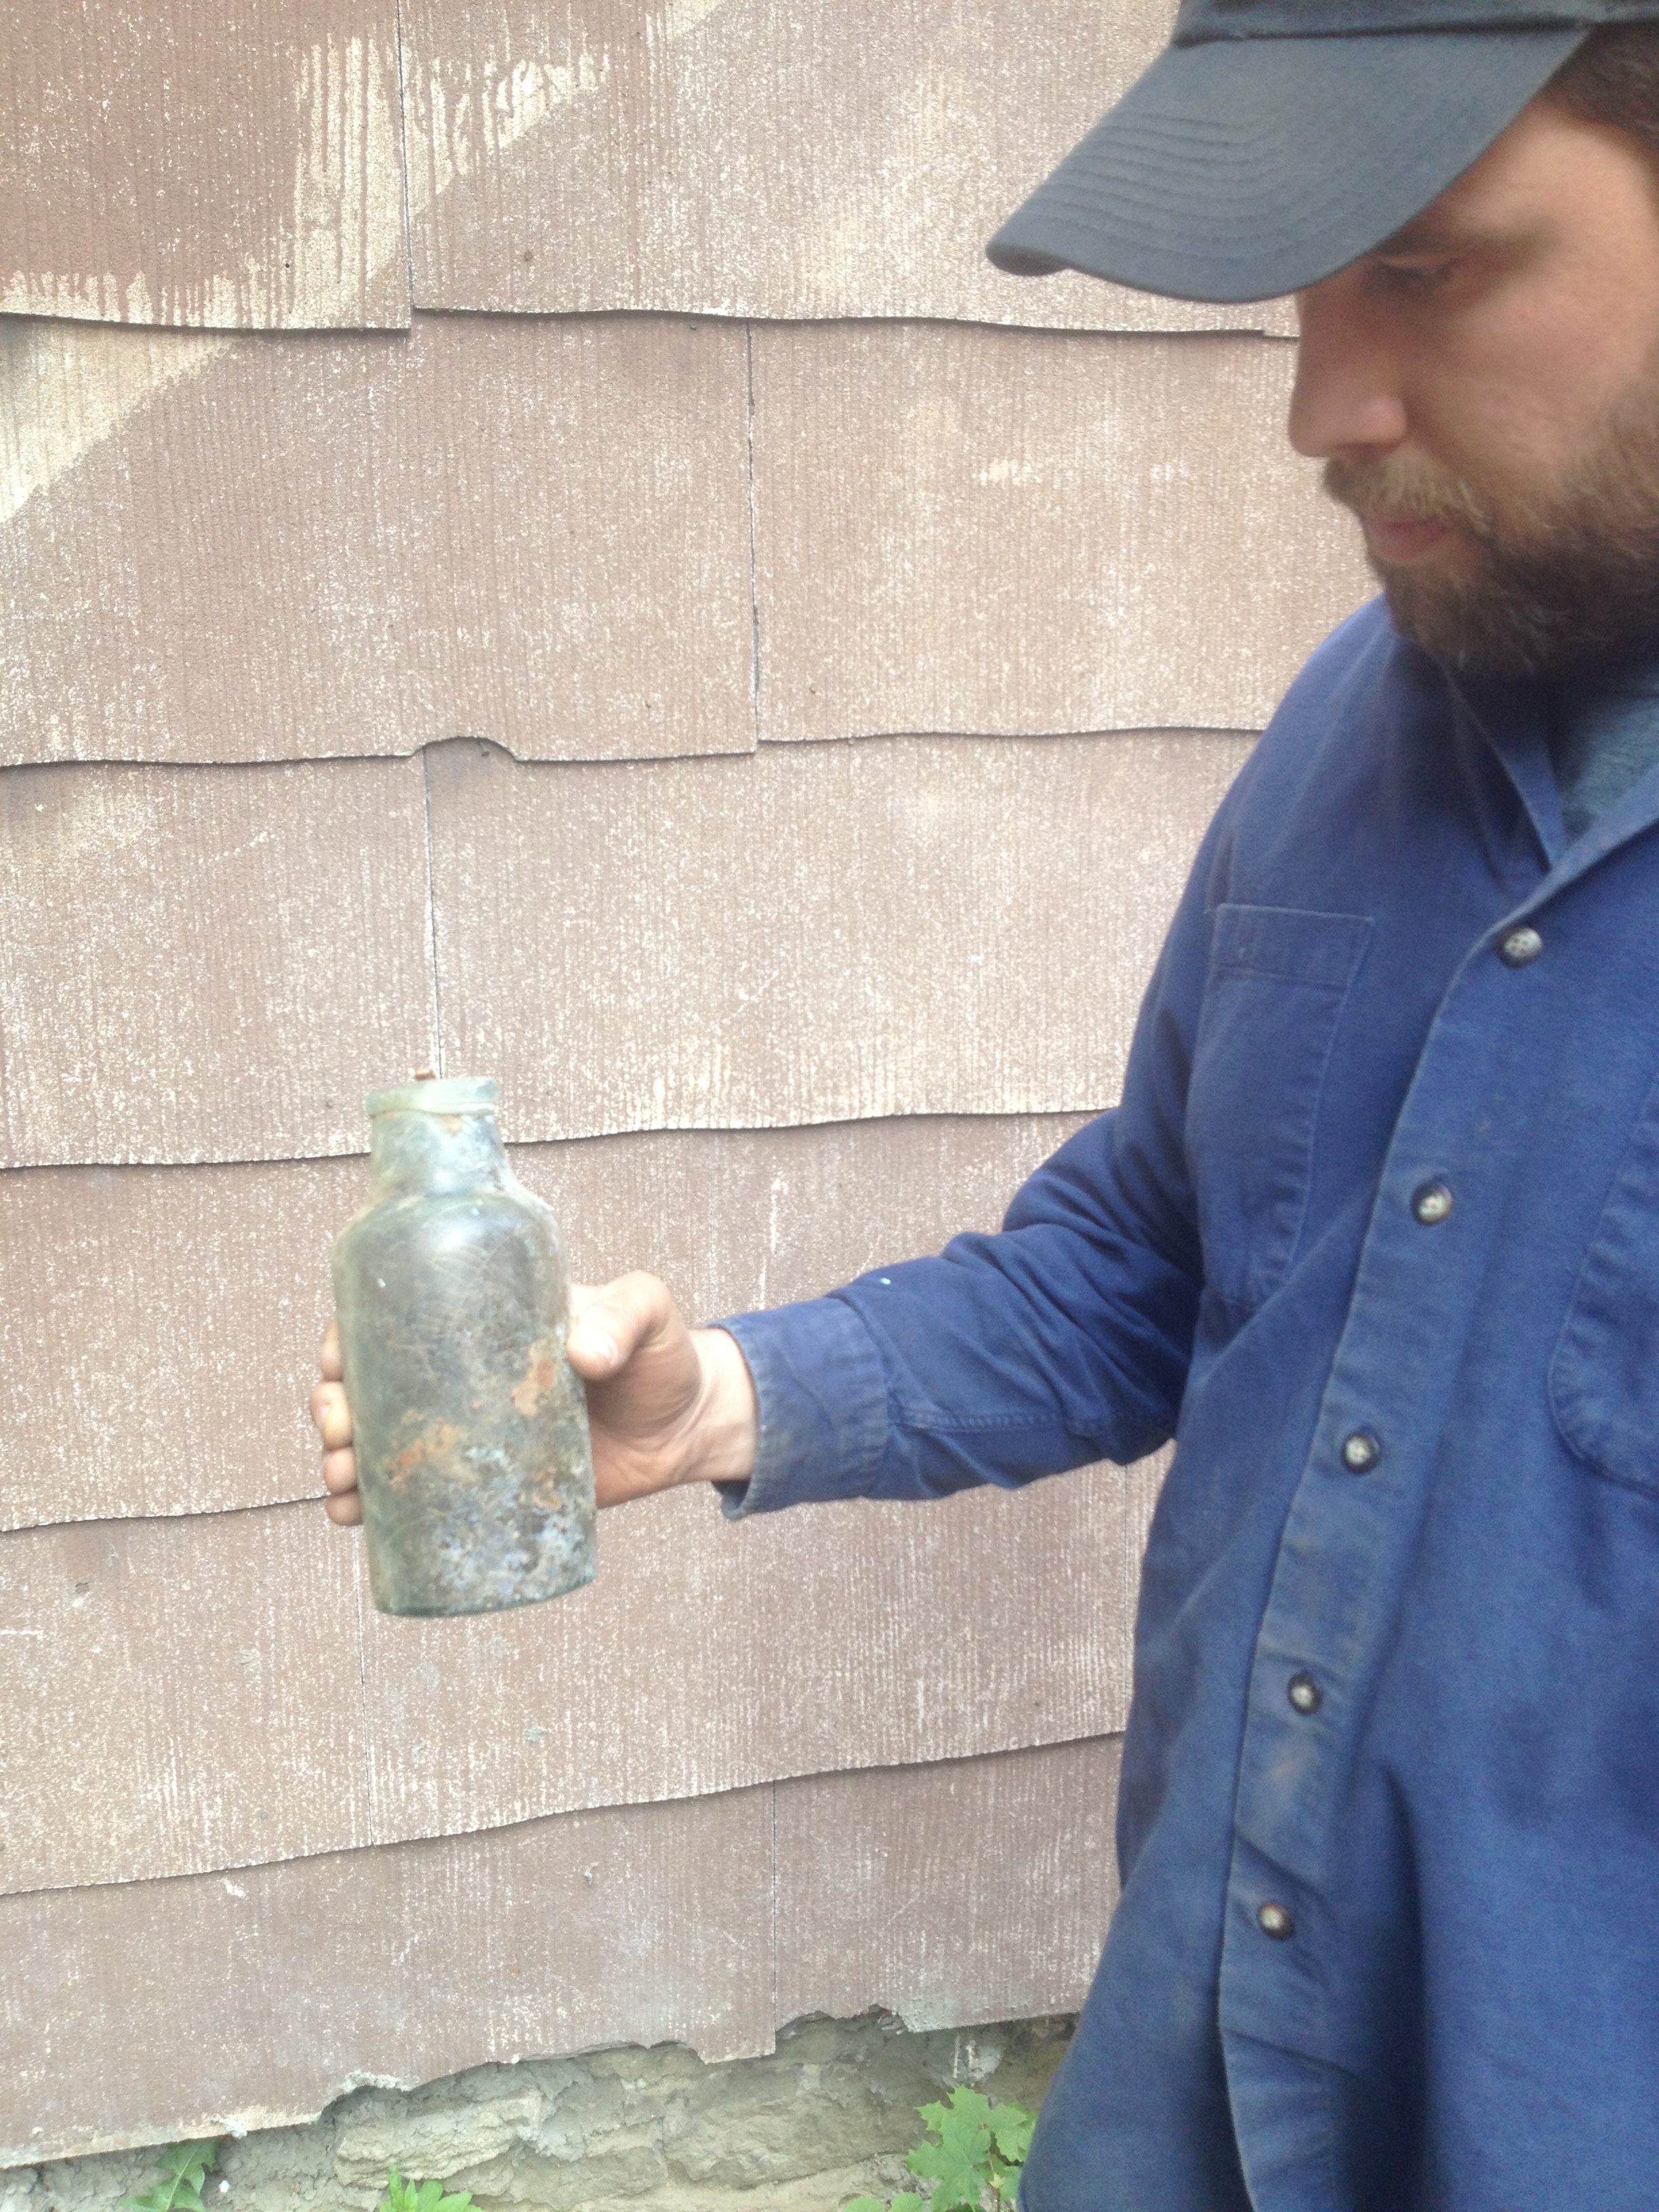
[0,1782,778,2164]
[427,733,1249,1144]
[750,326,1365,741]
[0,733,1246,1169]
[0,1507,370,1893]
[0,317,754,766]
[773,1738,1125,2033]
[0,1461,1162,1893]
[0,0,1366,2160]
[0,1738,1122,2167]
[0,317,1364,769]
[0,0,1290,337]
[0,757,436,1168]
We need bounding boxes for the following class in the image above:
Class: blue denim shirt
[719,597,1659,2212]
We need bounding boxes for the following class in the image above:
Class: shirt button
[1411,1180,1453,1225]
[1498,925,1543,967]
[1340,1429,1381,1473]
[1257,1902,1296,1940]
[1288,1672,1322,1714]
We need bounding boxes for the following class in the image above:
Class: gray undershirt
[1546,660,1659,843]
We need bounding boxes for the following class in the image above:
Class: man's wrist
[684,1326,760,1488]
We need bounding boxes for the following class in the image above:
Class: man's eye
[1372,258,1457,294]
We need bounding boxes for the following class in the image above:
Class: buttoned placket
[1216,935,1528,2062]
[1216,699,1659,2170]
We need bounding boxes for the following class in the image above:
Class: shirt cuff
[710,1294,890,1519]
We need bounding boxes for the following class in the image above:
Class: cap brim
[987,26,1586,304]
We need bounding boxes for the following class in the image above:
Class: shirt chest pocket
[1185,903,1373,1316]
[1550,1084,1659,1499]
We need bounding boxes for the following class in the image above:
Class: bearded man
[315,5,1659,2206]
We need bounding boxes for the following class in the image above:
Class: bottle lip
[365,1076,500,1118]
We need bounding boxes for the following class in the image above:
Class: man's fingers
[318,1282,688,1527]
[567,1272,676,1378]
[311,1380,353,1450]
[316,1322,360,1529]
[321,1446,358,1495]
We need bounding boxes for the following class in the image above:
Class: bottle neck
[367,1108,510,1199]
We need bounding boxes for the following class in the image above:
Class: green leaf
[121,2140,220,2212]
[904,2153,985,2209]
[375,2170,472,2212]
[840,2199,887,2211]
[989,2099,1036,2167]
[379,2167,414,2212]
[906,2135,989,2208]
[890,2196,928,2211]
[903,2083,1010,2211]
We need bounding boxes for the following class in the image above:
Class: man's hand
[310,1273,759,1526]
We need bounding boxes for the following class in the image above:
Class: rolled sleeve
[712,1294,889,1518]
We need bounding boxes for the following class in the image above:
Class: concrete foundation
[4,2013,1076,2212]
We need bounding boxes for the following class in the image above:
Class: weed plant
[120,2141,219,2212]
[845,2083,1036,2211]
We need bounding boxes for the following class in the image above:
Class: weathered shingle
[0,757,434,1168]
[0,729,1224,1164]
[0,1784,775,2165]
[750,323,1371,740]
[428,731,1251,1143]
[0,0,409,329]
[401,0,1294,334]
[0,314,753,766]
[0,319,1355,769]
[0,1504,369,1898]
[0,1736,1122,2166]
[775,1738,1125,2033]
[356,1464,1162,1855]
[0,1462,1161,1892]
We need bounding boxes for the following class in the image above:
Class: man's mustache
[1323,455,1493,539]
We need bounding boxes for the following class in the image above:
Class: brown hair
[1546,24,1659,161]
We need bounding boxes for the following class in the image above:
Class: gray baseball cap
[987,1,1659,304]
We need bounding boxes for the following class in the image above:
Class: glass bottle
[331,1075,596,1616]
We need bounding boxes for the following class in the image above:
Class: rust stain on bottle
[510,1336,562,1418]
[388,1418,467,1490]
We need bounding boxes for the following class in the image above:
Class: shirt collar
[1446,665,1565,871]
[1449,657,1659,902]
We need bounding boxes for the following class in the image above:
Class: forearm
[713,1136,1202,1519]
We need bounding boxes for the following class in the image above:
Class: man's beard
[1324,389,1659,680]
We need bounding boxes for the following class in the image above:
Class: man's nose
[1287,278,1410,461]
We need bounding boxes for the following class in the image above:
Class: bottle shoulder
[333,1181,563,1269]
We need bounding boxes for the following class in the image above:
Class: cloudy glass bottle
[330,1076,596,1616]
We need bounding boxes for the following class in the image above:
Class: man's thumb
[567,1273,672,1377]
